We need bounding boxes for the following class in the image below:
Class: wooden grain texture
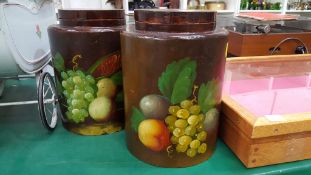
[221,95,256,138]
[228,54,311,63]
[228,31,244,56]
[220,115,252,166]
[220,113,311,168]
[222,95,311,138]
[253,113,311,138]
[248,134,311,168]
[228,31,311,56]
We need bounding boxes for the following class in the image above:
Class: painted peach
[138,119,170,151]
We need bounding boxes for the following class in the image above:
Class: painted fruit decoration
[131,58,220,157]
[97,78,117,98]
[92,54,121,78]
[89,96,113,122]
[53,51,123,134]
[138,119,170,151]
[139,94,170,119]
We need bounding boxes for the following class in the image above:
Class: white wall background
[61,0,114,9]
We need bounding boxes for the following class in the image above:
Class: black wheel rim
[38,72,58,131]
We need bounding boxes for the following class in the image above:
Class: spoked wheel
[38,72,58,131]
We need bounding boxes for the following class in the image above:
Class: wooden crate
[228,30,311,56]
[220,54,311,168]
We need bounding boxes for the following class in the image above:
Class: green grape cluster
[61,70,96,123]
[165,100,208,158]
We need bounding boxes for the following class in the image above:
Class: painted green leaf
[170,61,197,104]
[131,107,145,132]
[110,71,123,86]
[53,52,65,72]
[158,62,176,98]
[198,80,219,114]
[115,91,124,103]
[158,58,193,100]
[55,77,63,96]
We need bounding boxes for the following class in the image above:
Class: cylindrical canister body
[48,10,125,135]
[121,10,228,167]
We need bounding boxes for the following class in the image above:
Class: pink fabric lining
[226,76,311,117]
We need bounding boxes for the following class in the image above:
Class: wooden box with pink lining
[220,54,311,168]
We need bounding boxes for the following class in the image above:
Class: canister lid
[134,9,216,32]
[59,19,125,27]
[58,9,125,20]
[58,9,125,27]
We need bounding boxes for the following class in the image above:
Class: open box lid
[222,54,311,139]
[1,0,56,73]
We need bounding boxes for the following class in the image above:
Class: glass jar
[121,10,228,167]
[48,10,125,135]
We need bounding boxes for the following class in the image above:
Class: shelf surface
[217,10,235,13]
[126,10,235,14]
[0,79,311,175]
[286,10,311,13]
[239,10,282,13]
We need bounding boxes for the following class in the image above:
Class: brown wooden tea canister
[48,9,125,135]
[121,9,228,167]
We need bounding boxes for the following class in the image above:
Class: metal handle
[270,38,309,55]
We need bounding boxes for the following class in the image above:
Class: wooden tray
[220,54,311,168]
[228,30,311,56]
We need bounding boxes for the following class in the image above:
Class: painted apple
[138,119,170,151]
[88,96,112,121]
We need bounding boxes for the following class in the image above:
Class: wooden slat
[222,94,311,138]
[253,113,311,138]
[248,136,311,168]
[228,31,244,56]
[227,54,311,63]
[219,115,252,167]
[220,113,311,168]
[221,95,256,138]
